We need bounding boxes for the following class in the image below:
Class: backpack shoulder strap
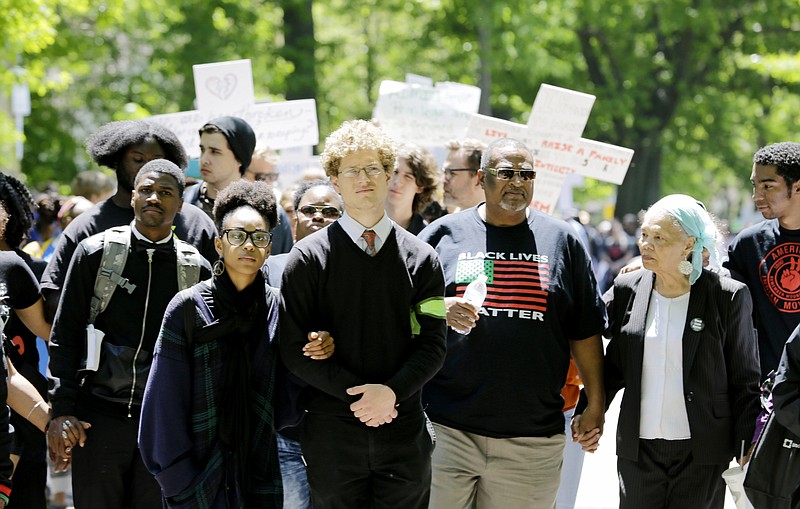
[174,238,203,291]
[88,226,136,324]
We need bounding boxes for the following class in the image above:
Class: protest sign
[193,59,255,113]
[373,80,481,146]
[149,58,319,158]
[464,84,635,214]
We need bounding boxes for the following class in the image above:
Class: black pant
[7,457,46,509]
[300,411,434,509]
[8,416,47,509]
[618,439,727,509]
[71,405,162,509]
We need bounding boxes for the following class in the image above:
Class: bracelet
[26,400,47,421]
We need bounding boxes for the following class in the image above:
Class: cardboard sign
[405,73,434,87]
[149,99,319,158]
[372,80,481,145]
[193,59,255,114]
[463,84,635,214]
[465,114,533,145]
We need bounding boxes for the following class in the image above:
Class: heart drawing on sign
[205,74,238,100]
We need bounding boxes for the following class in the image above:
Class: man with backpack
[46,160,211,508]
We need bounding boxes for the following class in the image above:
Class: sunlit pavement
[573,391,740,509]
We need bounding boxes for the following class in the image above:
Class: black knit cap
[204,116,257,172]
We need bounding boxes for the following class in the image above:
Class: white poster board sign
[372,80,481,146]
[193,59,255,113]
[463,84,635,214]
[150,99,319,158]
[406,73,434,87]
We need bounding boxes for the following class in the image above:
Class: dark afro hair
[754,142,800,188]
[213,180,278,232]
[86,120,189,170]
[0,173,35,248]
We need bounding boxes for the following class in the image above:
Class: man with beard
[442,138,486,213]
[418,138,606,509]
[39,120,217,321]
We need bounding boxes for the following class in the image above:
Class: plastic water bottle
[455,274,487,335]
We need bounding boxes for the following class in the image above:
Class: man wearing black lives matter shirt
[419,138,606,509]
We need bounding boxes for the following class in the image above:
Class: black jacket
[49,231,210,417]
[592,269,761,465]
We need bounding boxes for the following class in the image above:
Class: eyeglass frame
[246,170,280,183]
[443,168,478,179]
[297,204,342,219]
[221,227,273,248]
[338,165,387,179]
[481,166,537,181]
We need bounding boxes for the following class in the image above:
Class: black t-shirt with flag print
[419,205,606,438]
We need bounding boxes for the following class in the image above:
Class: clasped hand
[46,415,92,472]
[347,384,397,427]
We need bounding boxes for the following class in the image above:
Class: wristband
[26,400,47,421]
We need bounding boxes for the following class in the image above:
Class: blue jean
[278,433,312,509]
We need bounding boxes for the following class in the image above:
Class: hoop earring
[678,259,693,276]
[212,258,225,276]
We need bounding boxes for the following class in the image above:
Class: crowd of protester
[0,113,797,509]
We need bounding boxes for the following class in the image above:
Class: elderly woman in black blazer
[575,194,761,508]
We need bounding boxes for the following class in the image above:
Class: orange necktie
[361,229,377,256]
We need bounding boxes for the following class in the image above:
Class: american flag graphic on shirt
[455,257,550,312]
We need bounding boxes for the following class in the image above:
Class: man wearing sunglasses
[443,138,487,213]
[259,179,342,509]
[264,179,343,289]
[419,138,607,509]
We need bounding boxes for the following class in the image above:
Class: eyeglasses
[482,167,536,181]
[339,165,385,179]
[221,228,273,248]
[249,171,280,183]
[443,168,477,179]
[298,205,342,219]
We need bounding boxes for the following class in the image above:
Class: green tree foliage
[9,0,800,225]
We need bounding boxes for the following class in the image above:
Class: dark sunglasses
[482,167,536,181]
[298,205,342,219]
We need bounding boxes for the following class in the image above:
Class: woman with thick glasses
[140,180,332,508]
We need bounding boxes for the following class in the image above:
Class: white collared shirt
[338,211,393,255]
[130,221,173,245]
[639,289,692,440]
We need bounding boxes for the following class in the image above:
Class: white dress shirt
[639,289,692,440]
[338,211,393,255]
[130,220,173,245]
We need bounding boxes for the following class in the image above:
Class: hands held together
[46,416,91,472]
[305,330,397,427]
[570,405,604,453]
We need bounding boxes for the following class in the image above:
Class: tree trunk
[614,136,663,218]
[476,6,492,116]
[282,0,317,101]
